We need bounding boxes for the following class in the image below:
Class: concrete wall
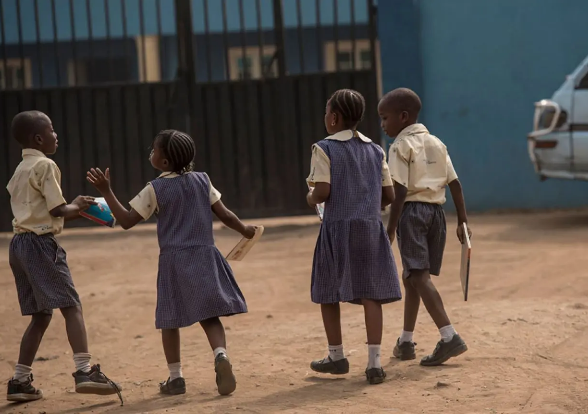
[379,0,588,211]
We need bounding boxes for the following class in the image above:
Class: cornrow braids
[154,129,196,174]
[328,89,366,129]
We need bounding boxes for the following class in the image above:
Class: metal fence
[0,0,380,231]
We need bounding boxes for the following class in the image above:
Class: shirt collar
[325,129,372,143]
[396,123,429,139]
[22,149,47,158]
[158,171,180,179]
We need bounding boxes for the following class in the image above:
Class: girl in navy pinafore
[87,129,256,397]
[306,89,401,385]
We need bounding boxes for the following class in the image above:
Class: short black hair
[379,88,422,117]
[328,89,366,129]
[11,111,50,146]
[154,129,196,174]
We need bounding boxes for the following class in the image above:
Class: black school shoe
[73,364,123,405]
[7,375,43,402]
[215,353,237,396]
[310,356,350,375]
[159,377,186,396]
[420,334,468,367]
[392,339,417,361]
[365,367,386,385]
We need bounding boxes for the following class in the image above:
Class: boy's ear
[34,134,43,145]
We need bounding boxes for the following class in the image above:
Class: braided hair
[154,129,196,174]
[327,89,366,129]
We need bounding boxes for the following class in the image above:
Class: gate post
[272,0,287,77]
[174,0,196,133]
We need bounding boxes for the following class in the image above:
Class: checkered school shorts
[9,233,81,315]
[397,202,446,280]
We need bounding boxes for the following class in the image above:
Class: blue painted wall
[379,0,588,211]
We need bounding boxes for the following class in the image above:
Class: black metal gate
[0,0,380,232]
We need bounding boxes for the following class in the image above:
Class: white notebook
[226,226,264,261]
[460,223,471,302]
[308,186,325,221]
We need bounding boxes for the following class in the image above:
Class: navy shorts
[397,202,446,280]
[9,233,80,315]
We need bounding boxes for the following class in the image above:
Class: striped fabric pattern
[151,172,247,330]
[9,233,80,315]
[396,202,446,280]
[311,137,402,305]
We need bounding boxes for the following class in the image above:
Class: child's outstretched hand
[87,168,111,194]
[243,225,257,239]
[456,223,472,244]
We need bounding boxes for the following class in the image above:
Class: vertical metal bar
[203,0,212,82]
[138,0,148,82]
[85,0,97,172]
[50,0,61,87]
[68,0,78,86]
[121,0,130,82]
[272,0,286,77]
[315,0,322,72]
[220,0,231,80]
[296,0,304,74]
[174,0,196,132]
[156,0,164,82]
[238,0,248,80]
[367,0,377,72]
[15,0,26,89]
[255,0,264,79]
[86,0,95,83]
[104,0,113,83]
[0,0,7,90]
[34,0,44,88]
[333,0,339,72]
[350,0,356,70]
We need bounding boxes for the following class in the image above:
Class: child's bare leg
[409,270,450,328]
[362,299,385,384]
[17,313,52,367]
[160,328,185,395]
[403,277,421,332]
[200,318,235,396]
[60,306,89,354]
[411,269,467,366]
[321,303,342,345]
[310,303,349,375]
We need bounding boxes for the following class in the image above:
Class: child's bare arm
[448,179,471,243]
[50,196,96,221]
[212,200,256,238]
[307,182,330,207]
[86,168,143,230]
[386,183,407,243]
[382,185,394,208]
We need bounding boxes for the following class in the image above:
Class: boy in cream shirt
[379,88,471,366]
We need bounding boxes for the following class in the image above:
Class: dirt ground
[0,210,588,414]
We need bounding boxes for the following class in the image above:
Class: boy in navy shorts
[379,89,472,366]
[6,111,121,402]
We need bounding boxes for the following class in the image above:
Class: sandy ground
[0,210,588,414]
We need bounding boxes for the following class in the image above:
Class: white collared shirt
[306,129,393,187]
[7,149,68,235]
[129,171,221,221]
[388,124,458,205]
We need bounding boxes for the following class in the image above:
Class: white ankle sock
[367,345,381,369]
[399,330,414,343]
[439,325,457,342]
[213,347,227,358]
[167,362,183,380]
[73,353,92,373]
[13,364,32,383]
[328,344,345,362]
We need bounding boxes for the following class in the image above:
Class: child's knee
[200,317,221,329]
[408,270,431,290]
[31,312,52,329]
[59,305,83,319]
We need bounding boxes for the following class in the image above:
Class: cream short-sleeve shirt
[388,124,458,205]
[129,172,222,221]
[306,130,393,187]
[7,149,68,235]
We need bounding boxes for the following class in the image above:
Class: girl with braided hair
[86,129,256,397]
[306,89,402,384]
